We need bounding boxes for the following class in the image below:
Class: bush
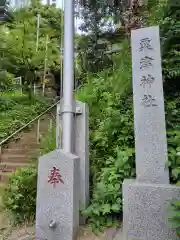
[0,97,15,112]
[83,148,135,231]
[0,71,14,92]
[169,183,180,237]
[161,0,180,87]
[77,41,136,230]
[168,151,180,237]
[3,166,37,224]
[3,126,56,224]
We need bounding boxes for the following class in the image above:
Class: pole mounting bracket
[59,106,82,116]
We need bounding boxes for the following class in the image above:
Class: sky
[58,0,63,9]
[58,0,83,34]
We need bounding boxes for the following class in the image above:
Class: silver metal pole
[36,14,40,52]
[62,0,74,153]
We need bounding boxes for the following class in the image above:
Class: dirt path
[0,225,122,240]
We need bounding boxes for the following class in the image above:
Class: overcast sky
[58,0,83,34]
[58,0,63,8]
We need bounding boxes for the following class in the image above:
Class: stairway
[0,113,55,184]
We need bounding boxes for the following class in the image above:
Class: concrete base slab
[36,150,80,240]
[123,179,180,240]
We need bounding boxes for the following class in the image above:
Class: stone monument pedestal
[123,180,180,240]
[122,26,180,240]
[36,150,80,240]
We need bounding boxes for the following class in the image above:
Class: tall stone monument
[123,26,180,240]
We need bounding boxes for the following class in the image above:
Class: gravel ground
[1,225,123,240]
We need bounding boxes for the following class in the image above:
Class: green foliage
[3,165,37,224]
[169,193,180,237]
[0,96,14,111]
[77,41,135,229]
[0,95,49,141]
[77,35,180,230]
[0,2,62,87]
[3,126,56,224]
[77,2,119,74]
[39,124,56,155]
[0,71,14,91]
[167,96,180,235]
[3,0,180,231]
[160,0,180,92]
[83,148,135,231]
[165,95,180,184]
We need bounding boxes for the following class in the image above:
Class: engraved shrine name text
[138,37,158,108]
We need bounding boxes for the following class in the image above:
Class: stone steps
[0,162,30,172]
[2,148,39,155]
[0,171,11,182]
[0,154,31,162]
[0,112,55,184]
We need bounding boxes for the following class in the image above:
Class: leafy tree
[161,0,180,93]
[0,1,62,93]
[76,1,123,74]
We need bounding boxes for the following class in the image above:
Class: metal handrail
[0,100,60,146]
[0,83,82,148]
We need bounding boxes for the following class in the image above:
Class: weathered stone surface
[123,180,180,240]
[75,101,89,222]
[36,150,80,240]
[131,26,169,184]
[56,100,89,224]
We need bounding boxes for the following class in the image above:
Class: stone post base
[36,150,80,240]
[123,179,180,240]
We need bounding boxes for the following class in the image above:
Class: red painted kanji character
[48,167,64,188]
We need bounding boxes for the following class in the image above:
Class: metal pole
[36,14,40,52]
[43,34,48,95]
[62,0,74,153]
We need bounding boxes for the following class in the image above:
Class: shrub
[161,0,180,86]
[169,200,180,237]
[168,151,180,237]
[0,71,14,92]
[0,97,15,112]
[77,41,136,230]
[169,198,180,237]
[83,148,135,231]
[3,126,56,224]
[3,165,37,224]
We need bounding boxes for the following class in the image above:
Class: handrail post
[37,118,40,143]
[34,84,36,95]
